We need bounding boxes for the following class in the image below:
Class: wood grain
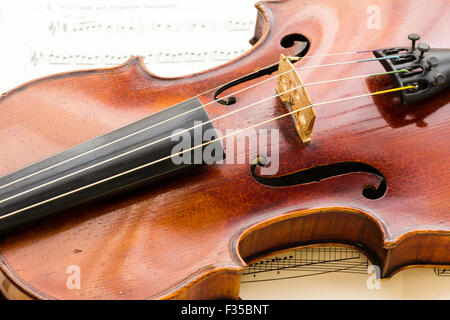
[0,0,448,299]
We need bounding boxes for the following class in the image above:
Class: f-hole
[213,33,310,105]
[250,160,387,200]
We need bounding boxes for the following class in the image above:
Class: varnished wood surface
[0,0,448,299]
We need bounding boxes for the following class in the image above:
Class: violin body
[0,0,449,299]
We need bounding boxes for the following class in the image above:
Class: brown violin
[0,0,449,299]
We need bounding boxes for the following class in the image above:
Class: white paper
[0,0,257,93]
[0,0,448,300]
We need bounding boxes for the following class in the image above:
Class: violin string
[0,55,399,191]
[0,84,415,220]
[193,47,391,97]
[0,47,394,190]
[0,68,407,205]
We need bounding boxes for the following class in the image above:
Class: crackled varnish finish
[0,0,449,299]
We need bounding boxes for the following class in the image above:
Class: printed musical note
[52,1,178,13]
[239,246,450,299]
[46,19,254,35]
[241,247,370,283]
[0,0,258,99]
[434,268,450,276]
[1,2,449,301]
[29,49,247,67]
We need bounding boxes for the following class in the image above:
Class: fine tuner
[0,0,448,300]
[374,33,450,104]
[276,33,450,143]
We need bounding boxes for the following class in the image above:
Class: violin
[0,0,449,299]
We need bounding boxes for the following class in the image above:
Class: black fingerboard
[0,97,224,234]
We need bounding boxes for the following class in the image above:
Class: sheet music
[240,246,450,299]
[0,0,257,93]
[0,0,448,300]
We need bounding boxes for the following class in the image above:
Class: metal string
[0,82,415,220]
[0,68,406,206]
[193,47,391,97]
[0,55,399,191]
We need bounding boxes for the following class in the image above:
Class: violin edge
[1,206,448,300]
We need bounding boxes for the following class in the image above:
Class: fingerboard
[0,97,224,234]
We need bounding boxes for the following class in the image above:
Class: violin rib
[0,0,448,299]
